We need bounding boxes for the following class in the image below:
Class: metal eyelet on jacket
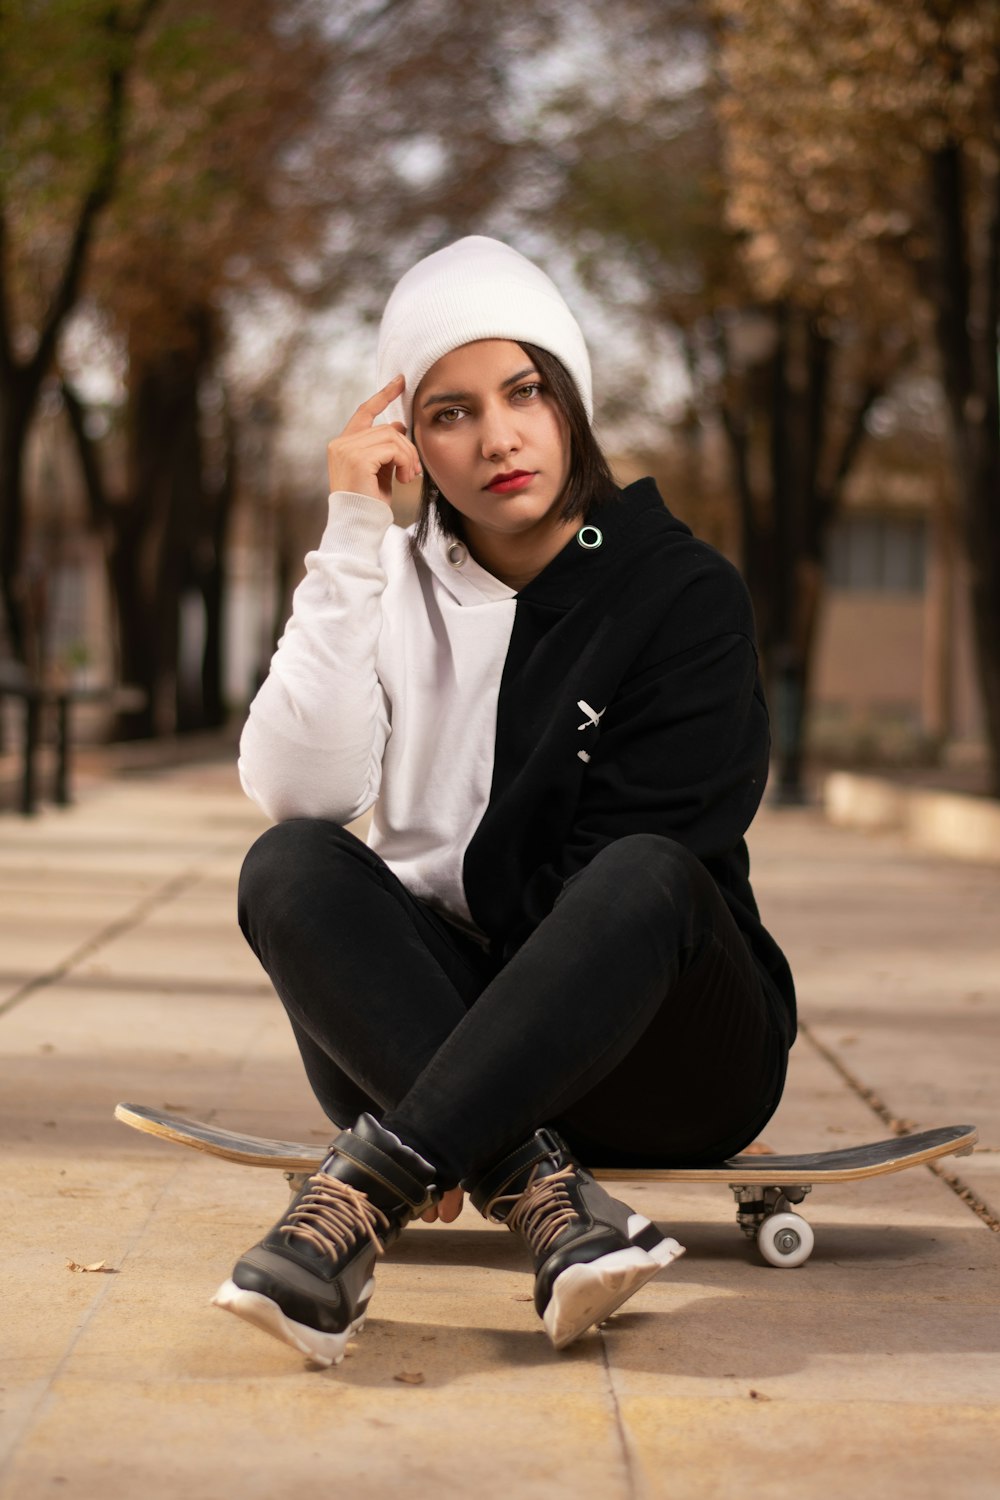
[447,542,468,567]
[576,525,603,550]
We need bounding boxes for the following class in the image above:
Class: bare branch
[59,378,111,535]
[27,0,165,387]
[706,316,762,553]
[339,0,411,50]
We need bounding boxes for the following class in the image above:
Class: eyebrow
[421,366,538,409]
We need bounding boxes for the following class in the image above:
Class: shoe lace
[280,1172,390,1264]
[505,1165,578,1258]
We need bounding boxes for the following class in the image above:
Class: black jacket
[464,477,796,1040]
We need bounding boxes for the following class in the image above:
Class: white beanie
[376,236,593,430]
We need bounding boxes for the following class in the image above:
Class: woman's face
[412,339,572,551]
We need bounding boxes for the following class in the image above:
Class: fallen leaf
[393,1371,425,1385]
[748,1389,771,1402]
[742,1141,775,1156]
[512,1293,533,1302]
[66,1260,116,1274]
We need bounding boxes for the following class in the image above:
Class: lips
[485,470,536,494]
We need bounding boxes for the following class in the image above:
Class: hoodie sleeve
[237,491,394,824]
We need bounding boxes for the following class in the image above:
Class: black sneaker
[469,1129,684,1350]
[213,1113,438,1367]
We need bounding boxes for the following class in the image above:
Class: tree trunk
[198,563,226,729]
[766,305,823,801]
[958,415,1000,795]
[716,304,840,803]
[0,0,160,662]
[0,374,33,661]
[119,325,208,737]
[108,510,159,739]
[190,395,236,732]
[926,141,1000,796]
[64,309,230,741]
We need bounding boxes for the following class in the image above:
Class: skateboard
[114,1102,977,1268]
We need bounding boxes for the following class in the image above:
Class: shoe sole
[543,1236,685,1351]
[212,1277,372,1368]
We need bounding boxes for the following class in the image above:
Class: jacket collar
[416,510,517,607]
[516,477,671,610]
[414,477,671,610]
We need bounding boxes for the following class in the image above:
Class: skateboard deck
[114,1102,977,1267]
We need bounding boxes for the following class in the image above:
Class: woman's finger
[436,1187,465,1223]
[419,1186,463,1225]
[341,374,406,436]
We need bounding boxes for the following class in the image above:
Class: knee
[591,833,699,880]
[238,818,350,932]
[586,833,706,907]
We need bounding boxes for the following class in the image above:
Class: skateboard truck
[731,1183,814,1267]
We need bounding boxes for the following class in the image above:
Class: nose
[479,400,519,463]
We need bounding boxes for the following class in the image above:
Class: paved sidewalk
[1,760,998,1500]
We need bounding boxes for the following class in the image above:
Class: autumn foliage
[713,0,1000,791]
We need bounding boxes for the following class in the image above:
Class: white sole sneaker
[212,1277,372,1369]
[542,1235,685,1351]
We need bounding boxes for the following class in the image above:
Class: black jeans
[238,819,789,1188]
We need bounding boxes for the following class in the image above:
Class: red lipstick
[485,470,535,494]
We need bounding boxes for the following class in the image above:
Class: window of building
[827,514,927,593]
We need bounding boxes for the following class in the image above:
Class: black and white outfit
[238,475,795,1180]
[215,236,795,1367]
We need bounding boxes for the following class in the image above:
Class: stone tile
[750,803,1000,1224]
[620,1397,999,1500]
[67,923,266,989]
[0,1382,627,1500]
[605,1222,999,1403]
[2,1163,626,1500]
[2,776,998,1500]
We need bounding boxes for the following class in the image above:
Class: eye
[513,382,543,402]
[433,406,465,425]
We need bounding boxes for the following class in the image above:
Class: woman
[214,236,795,1367]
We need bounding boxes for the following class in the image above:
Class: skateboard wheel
[756,1212,814,1268]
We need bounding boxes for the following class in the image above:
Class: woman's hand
[421,1185,464,1224]
[326,374,422,505]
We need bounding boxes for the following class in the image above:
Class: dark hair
[411,341,619,547]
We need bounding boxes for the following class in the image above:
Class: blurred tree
[712,0,1000,793]
[6,0,560,736]
[0,0,161,669]
[61,0,333,735]
[529,5,912,797]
